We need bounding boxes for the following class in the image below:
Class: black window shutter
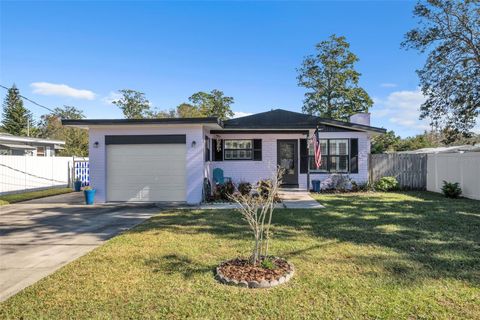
[300,139,308,174]
[350,138,358,173]
[212,139,223,161]
[253,139,262,161]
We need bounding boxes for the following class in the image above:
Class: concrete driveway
[0,192,159,302]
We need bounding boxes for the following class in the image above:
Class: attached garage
[105,135,186,202]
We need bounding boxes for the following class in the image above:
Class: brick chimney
[349,113,370,126]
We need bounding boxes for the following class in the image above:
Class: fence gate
[369,154,427,190]
[73,160,90,187]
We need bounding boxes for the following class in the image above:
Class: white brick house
[63,109,385,204]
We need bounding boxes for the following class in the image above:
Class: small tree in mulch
[229,168,283,265]
[216,167,295,288]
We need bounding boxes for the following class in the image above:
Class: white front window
[309,139,349,172]
[224,140,253,160]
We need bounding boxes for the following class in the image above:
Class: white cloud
[232,111,253,118]
[102,91,122,104]
[31,82,95,100]
[380,83,398,88]
[371,88,430,131]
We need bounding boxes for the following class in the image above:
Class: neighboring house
[0,133,65,156]
[397,145,480,154]
[63,109,385,204]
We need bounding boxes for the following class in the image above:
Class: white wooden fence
[427,153,480,200]
[0,156,80,195]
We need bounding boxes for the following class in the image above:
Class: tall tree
[1,84,35,135]
[297,35,373,121]
[371,130,401,154]
[149,107,176,119]
[112,89,152,119]
[188,89,234,120]
[39,106,88,156]
[402,0,480,135]
[176,103,203,118]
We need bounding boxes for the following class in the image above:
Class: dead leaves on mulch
[219,257,291,282]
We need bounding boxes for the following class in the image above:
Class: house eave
[62,117,223,129]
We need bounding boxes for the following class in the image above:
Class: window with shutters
[309,139,349,173]
[224,140,253,160]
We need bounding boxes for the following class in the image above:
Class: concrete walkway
[197,190,324,210]
[0,192,159,302]
[278,189,325,209]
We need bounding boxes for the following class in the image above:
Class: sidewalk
[278,189,325,209]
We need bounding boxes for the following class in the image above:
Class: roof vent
[349,113,370,126]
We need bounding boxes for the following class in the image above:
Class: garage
[105,135,186,202]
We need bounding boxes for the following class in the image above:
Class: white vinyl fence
[0,156,85,195]
[427,153,480,200]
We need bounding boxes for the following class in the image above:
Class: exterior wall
[300,131,371,189]
[427,152,480,200]
[208,133,305,186]
[0,155,73,195]
[207,130,371,189]
[88,124,204,204]
[0,142,58,157]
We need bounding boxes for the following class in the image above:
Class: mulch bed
[218,257,292,283]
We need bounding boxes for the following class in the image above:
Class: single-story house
[63,109,385,204]
[0,133,65,156]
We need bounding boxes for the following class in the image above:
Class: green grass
[0,187,73,205]
[1,191,479,319]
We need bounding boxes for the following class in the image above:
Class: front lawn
[0,187,72,205]
[1,192,479,319]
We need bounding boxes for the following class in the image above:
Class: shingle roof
[62,109,386,134]
[223,109,386,133]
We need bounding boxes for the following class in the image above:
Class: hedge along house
[63,109,385,204]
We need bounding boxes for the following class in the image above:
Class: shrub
[321,174,352,192]
[441,181,462,198]
[215,181,235,200]
[351,181,372,192]
[374,176,399,192]
[238,181,252,196]
[257,179,273,199]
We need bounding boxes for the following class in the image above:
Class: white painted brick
[89,125,372,204]
[88,125,204,204]
[208,131,370,189]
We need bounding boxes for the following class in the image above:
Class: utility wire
[0,84,55,113]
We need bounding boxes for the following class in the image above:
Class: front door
[277,140,298,186]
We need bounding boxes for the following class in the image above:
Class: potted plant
[74,178,82,192]
[83,186,96,205]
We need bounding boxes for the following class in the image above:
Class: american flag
[311,128,322,169]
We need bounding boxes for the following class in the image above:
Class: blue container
[84,189,96,205]
[74,180,82,192]
[312,180,321,192]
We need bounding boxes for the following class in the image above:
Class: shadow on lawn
[134,191,480,286]
[144,254,215,279]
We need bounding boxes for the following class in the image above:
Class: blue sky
[1,1,431,137]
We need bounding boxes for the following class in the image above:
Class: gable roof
[223,109,386,134]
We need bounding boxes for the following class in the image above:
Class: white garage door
[106,144,186,202]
